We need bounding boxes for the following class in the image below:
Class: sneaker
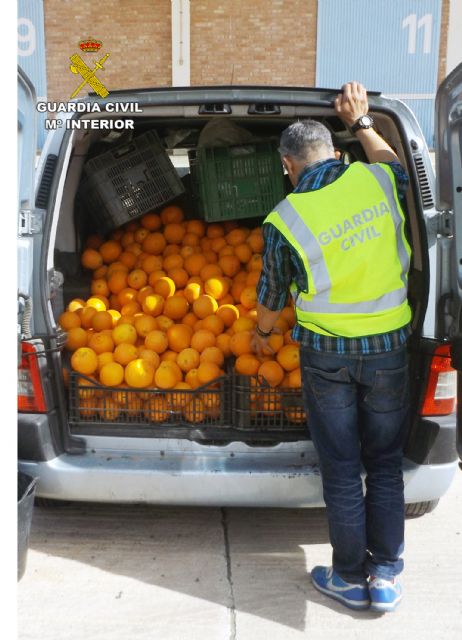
[310,566,370,610]
[368,576,402,612]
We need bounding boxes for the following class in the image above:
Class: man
[254,82,411,613]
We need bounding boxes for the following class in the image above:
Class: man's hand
[335,81,369,127]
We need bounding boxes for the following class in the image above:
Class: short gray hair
[279,120,334,160]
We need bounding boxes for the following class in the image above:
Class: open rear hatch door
[435,62,462,461]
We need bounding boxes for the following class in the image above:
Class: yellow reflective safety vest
[264,162,412,338]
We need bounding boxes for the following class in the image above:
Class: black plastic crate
[188,140,285,221]
[69,371,231,428]
[82,130,184,232]
[233,373,307,431]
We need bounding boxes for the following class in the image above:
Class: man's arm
[335,81,399,164]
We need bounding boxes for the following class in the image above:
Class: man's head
[279,120,335,186]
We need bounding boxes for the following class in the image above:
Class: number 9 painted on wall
[18,18,36,57]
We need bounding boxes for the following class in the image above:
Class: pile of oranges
[59,204,303,423]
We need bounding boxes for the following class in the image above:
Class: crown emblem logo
[79,37,102,53]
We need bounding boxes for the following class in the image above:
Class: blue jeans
[300,344,409,583]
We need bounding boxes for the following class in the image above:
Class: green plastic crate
[189,140,285,221]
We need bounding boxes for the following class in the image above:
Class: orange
[81,248,103,270]
[210,237,227,253]
[201,392,221,418]
[201,314,225,337]
[182,312,199,329]
[218,245,234,258]
[235,354,260,376]
[207,223,225,239]
[134,314,158,338]
[85,233,104,250]
[170,382,193,411]
[240,286,257,310]
[184,282,203,304]
[219,254,241,278]
[141,293,164,317]
[216,304,239,327]
[193,294,218,319]
[97,351,115,370]
[284,329,298,345]
[120,301,142,317]
[167,323,193,352]
[182,232,200,247]
[247,254,263,272]
[204,277,229,301]
[232,317,255,333]
[121,231,135,248]
[234,242,252,264]
[67,298,86,313]
[284,407,306,424]
[125,359,155,388]
[144,394,169,422]
[163,253,184,271]
[160,205,184,225]
[93,265,108,280]
[119,251,138,270]
[107,271,128,295]
[134,227,150,244]
[99,362,125,386]
[99,396,122,422]
[163,295,189,321]
[65,327,88,351]
[112,323,137,346]
[144,329,169,354]
[274,317,289,334]
[182,398,205,423]
[258,360,285,387]
[168,267,189,289]
[107,310,122,327]
[199,263,222,281]
[191,329,216,353]
[117,315,136,326]
[91,311,113,332]
[125,242,143,256]
[199,346,224,367]
[276,344,300,372]
[180,245,196,260]
[71,347,98,375]
[142,232,166,255]
[141,254,163,274]
[99,240,122,264]
[137,347,160,368]
[226,228,249,246]
[109,295,121,312]
[164,222,186,244]
[160,350,178,362]
[288,367,302,388]
[154,361,182,389]
[248,232,264,253]
[216,333,232,358]
[176,347,200,373]
[154,276,176,299]
[86,296,107,312]
[147,269,167,287]
[184,253,207,276]
[127,269,148,290]
[260,333,283,356]
[140,212,162,231]
[156,315,174,332]
[281,306,296,328]
[113,343,138,366]
[78,397,97,419]
[229,331,253,357]
[59,310,81,330]
[185,368,201,389]
[88,332,114,355]
[197,362,222,385]
[186,219,206,237]
[79,306,97,329]
[136,285,155,304]
[163,244,180,258]
[90,278,109,298]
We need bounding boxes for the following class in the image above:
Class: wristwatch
[351,114,374,133]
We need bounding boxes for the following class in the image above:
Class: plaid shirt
[256,158,412,354]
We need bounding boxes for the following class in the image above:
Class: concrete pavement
[18,471,462,640]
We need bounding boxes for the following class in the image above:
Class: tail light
[18,342,47,412]
[421,344,457,416]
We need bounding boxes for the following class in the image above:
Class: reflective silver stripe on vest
[296,287,407,313]
[363,164,410,289]
[273,198,331,298]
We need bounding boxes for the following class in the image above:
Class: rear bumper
[18,450,458,507]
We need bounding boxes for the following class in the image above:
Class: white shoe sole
[311,577,370,610]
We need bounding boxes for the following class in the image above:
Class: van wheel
[35,498,70,508]
[405,499,439,518]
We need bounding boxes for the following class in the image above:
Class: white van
[17,64,462,515]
